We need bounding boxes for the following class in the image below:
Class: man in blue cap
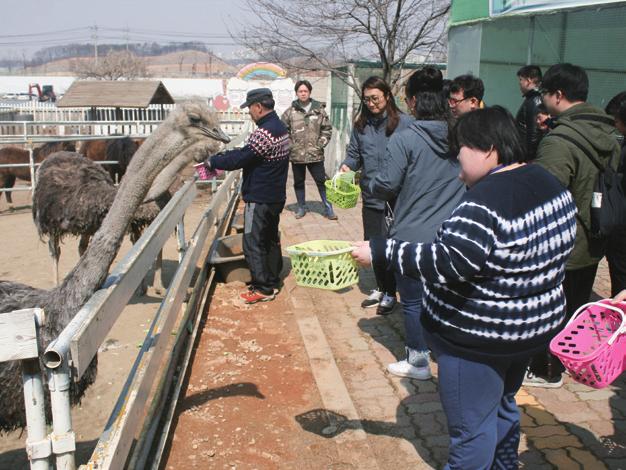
[203,88,290,304]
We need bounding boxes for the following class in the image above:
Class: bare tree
[71,50,149,80]
[239,0,450,92]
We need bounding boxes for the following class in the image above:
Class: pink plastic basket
[194,163,223,181]
[550,300,626,389]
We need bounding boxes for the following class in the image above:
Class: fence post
[47,360,76,470]
[27,139,36,195]
[22,358,52,470]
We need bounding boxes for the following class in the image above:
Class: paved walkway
[167,178,626,469]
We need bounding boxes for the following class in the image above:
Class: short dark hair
[605,91,626,124]
[517,65,542,82]
[295,80,312,92]
[451,106,526,165]
[541,63,588,102]
[259,97,275,110]
[450,74,484,101]
[404,67,448,121]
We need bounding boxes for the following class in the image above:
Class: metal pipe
[176,219,186,263]
[47,361,76,470]
[22,358,51,470]
[28,143,36,195]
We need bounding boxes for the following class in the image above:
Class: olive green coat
[281,99,332,164]
[535,103,621,270]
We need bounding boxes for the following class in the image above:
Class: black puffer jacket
[515,89,543,159]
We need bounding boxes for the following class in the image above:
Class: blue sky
[0,0,252,59]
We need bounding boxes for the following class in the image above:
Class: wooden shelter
[57,80,175,108]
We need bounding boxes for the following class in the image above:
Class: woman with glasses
[353,107,576,469]
[368,67,465,380]
[340,76,413,315]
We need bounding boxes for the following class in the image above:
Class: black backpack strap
[547,133,604,171]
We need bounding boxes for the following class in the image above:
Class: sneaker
[295,206,306,219]
[361,289,382,308]
[376,295,396,315]
[240,287,275,304]
[522,370,563,389]
[387,360,432,380]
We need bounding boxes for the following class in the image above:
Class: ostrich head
[141,108,231,202]
[171,101,231,145]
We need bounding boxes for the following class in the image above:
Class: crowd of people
[202,63,626,468]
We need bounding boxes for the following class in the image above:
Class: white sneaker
[361,289,383,308]
[387,359,432,380]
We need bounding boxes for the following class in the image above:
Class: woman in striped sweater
[352,106,577,469]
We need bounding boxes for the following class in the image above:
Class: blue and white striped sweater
[371,164,577,358]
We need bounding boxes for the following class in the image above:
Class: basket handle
[566,300,626,345]
[331,171,355,189]
[286,245,355,257]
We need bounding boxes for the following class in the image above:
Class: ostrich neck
[51,130,187,314]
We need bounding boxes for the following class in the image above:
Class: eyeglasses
[448,96,470,106]
[362,95,384,104]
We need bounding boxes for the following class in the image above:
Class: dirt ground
[0,183,214,469]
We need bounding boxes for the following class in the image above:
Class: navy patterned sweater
[371,164,577,359]
[209,111,290,203]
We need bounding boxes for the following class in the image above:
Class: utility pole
[125,26,130,52]
[92,24,99,65]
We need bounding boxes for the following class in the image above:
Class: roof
[57,80,175,108]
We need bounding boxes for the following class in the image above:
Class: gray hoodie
[369,120,465,242]
[342,113,414,210]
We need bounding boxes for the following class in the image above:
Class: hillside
[19,50,238,78]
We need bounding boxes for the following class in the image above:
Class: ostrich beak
[203,126,231,144]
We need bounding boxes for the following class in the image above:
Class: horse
[79,137,144,183]
[0,141,76,206]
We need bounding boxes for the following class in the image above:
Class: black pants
[292,161,327,206]
[243,201,284,295]
[362,205,396,297]
[529,263,599,378]
[607,227,626,297]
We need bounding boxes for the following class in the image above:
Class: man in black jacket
[515,65,543,159]
[205,88,290,304]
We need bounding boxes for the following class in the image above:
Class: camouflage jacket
[281,99,332,163]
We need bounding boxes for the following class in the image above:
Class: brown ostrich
[0,141,75,207]
[33,140,217,286]
[79,137,144,183]
[0,102,230,432]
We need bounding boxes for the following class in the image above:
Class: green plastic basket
[286,240,359,290]
[325,172,361,209]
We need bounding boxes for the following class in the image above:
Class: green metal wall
[450,0,489,24]
[449,2,626,112]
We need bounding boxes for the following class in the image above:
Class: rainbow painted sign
[236,62,287,81]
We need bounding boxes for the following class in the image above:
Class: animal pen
[0,117,252,469]
[0,106,249,199]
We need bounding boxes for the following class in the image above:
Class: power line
[0,28,90,39]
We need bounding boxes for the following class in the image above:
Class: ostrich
[33,141,216,286]
[0,102,230,432]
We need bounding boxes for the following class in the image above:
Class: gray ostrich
[0,102,230,432]
[33,140,217,286]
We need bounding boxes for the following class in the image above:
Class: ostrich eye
[189,115,201,125]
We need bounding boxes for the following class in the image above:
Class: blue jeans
[395,273,427,352]
[428,335,528,469]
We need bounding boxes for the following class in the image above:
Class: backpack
[550,131,626,238]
